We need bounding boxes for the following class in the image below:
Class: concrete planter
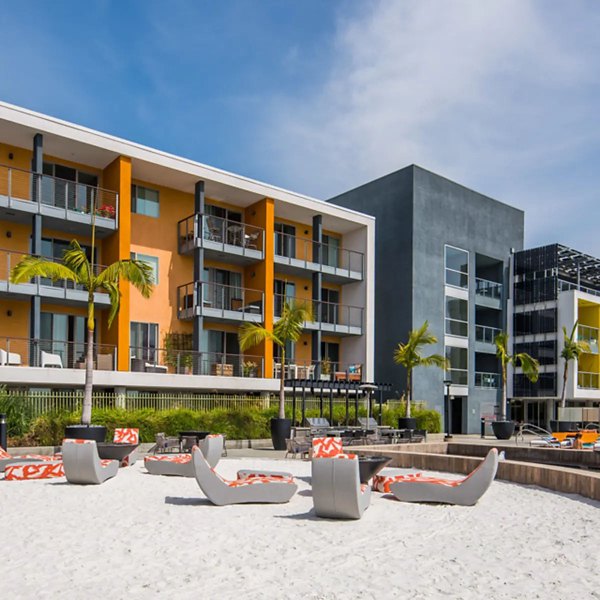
[491,421,515,440]
[270,418,292,450]
[64,424,107,443]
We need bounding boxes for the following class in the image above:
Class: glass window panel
[132,185,160,217]
[445,246,469,274]
[445,319,468,337]
[134,253,159,285]
[445,270,468,288]
[446,346,468,369]
[446,297,467,321]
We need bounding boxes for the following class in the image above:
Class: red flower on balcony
[96,204,116,219]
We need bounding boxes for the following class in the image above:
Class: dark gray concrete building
[329,165,524,433]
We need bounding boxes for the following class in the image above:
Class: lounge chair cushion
[113,428,139,444]
[237,469,293,480]
[5,462,65,480]
[312,437,343,458]
[373,473,424,493]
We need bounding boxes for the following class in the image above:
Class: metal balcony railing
[475,277,502,300]
[177,281,264,320]
[475,371,500,388]
[274,230,364,278]
[129,346,264,377]
[0,337,116,369]
[578,324,599,354]
[0,164,118,222]
[274,294,363,330]
[577,371,600,389]
[177,213,265,255]
[475,324,502,345]
[274,359,363,382]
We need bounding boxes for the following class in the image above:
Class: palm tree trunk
[406,370,412,419]
[82,323,94,425]
[560,362,569,410]
[278,348,286,420]
[500,363,508,421]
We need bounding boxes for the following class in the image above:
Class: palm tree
[494,332,539,421]
[560,322,590,409]
[393,321,448,419]
[238,301,312,419]
[10,239,154,425]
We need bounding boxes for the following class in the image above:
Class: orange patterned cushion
[5,462,65,480]
[62,438,95,445]
[372,472,464,492]
[312,437,344,458]
[113,428,139,444]
[145,454,191,464]
[227,475,295,487]
[206,434,222,439]
[100,459,115,468]
[0,446,11,459]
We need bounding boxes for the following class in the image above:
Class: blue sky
[2,1,600,254]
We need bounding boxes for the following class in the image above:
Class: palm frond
[273,301,312,343]
[62,241,93,287]
[10,256,80,284]
[238,323,281,351]
[515,352,540,383]
[103,281,121,327]
[419,354,450,370]
[96,259,154,297]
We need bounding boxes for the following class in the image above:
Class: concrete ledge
[351,443,600,502]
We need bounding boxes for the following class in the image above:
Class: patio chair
[192,446,297,505]
[199,434,224,468]
[154,432,181,453]
[285,436,311,459]
[144,453,194,477]
[113,428,140,466]
[388,448,499,506]
[62,439,119,485]
[312,455,371,519]
[41,350,63,368]
[0,348,22,366]
[0,446,61,473]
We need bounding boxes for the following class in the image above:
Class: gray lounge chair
[312,456,371,519]
[199,434,224,468]
[191,446,297,505]
[389,448,499,506]
[0,446,61,473]
[62,439,119,485]
[144,453,194,477]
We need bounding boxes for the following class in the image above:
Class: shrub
[0,387,37,442]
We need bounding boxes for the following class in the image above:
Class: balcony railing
[0,337,116,369]
[274,294,363,330]
[475,371,500,388]
[0,164,118,223]
[475,277,502,300]
[177,281,264,320]
[274,230,364,278]
[130,346,264,377]
[577,371,600,389]
[475,324,502,345]
[578,324,599,354]
[272,359,363,382]
[177,213,264,255]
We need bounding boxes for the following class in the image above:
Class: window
[203,268,242,310]
[321,341,340,372]
[203,204,242,244]
[275,223,296,258]
[130,322,158,361]
[42,162,98,212]
[131,252,159,285]
[445,245,469,288]
[321,288,340,324]
[131,185,159,217]
[445,296,468,337]
[274,279,296,317]
[446,346,468,385]
[322,234,340,267]
[40,312,88,368]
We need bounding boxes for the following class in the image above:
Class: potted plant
[242,360,258,377]
[393,321,448,429]
[494,332,539,439]
[320,358,332,381]
[553,322,590,432]
[11,228,154,441]
[164,332,194,374]
[239,300,312,450]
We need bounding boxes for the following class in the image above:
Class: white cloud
[257,0,600,254]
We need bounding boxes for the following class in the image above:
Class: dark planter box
[270,418,292,450]
[64,424,107,443]
[492,421,515,440]
[398,417,417,430]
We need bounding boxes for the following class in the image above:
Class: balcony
[578,324,599,354]
[273,360,363,382]
[0,248,110,306]
[274,231,363,284]
[475,371,500,389]
[475,277,502,309]
[274,294,363,336]
[177,214,264,264]
[177,281,264,324]
[0,164,118,237]
[475,324,501,353]
[577,371,600,390]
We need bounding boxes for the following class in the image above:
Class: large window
[42,162,98,212]
[40,312,88,368]
[131,185,159,217]
[446,346,468,385]
[445,296,468,337]
[513,309,557,335]
[445,245,469,289]
[275,223,296,258]
[322,234,340,267]
[130,322,158,361]
[131,252,159,285]
[274,279,296,317]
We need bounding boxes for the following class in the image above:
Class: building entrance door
[450,396,465,434]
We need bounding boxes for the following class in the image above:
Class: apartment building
[510,244,600,429]
[330,165,524,433]
[0,102,374,393]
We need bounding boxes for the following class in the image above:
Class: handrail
[274,294,363,329]
[475,277,502,299]
[475,324,502,344]
[515,422,553,445]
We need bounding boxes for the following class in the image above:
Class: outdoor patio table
[96,442,138,462]
[357,455,391,484]
[178,431,210,444]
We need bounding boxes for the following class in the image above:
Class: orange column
[102,156,132,371]
[244,197,274,377]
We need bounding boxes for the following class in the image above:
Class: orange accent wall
[102,156,132,370]
[0,299,29,339]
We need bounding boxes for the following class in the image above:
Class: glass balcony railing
[578,324,599,354]
[475,324,502,345]
[274,294,363,331]
[577,371,600,389]
[475,372,500,388]
[475,277,502,300]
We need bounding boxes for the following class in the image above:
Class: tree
[10,239,154,425]
[238,301,312,419]
[560,322,590,409]
[494,332,539,421]
[393,321,448,418]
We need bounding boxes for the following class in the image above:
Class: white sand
[2,458,599,599]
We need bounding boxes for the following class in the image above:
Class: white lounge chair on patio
[312,455,371,519]
[41,350,63,368]
[192,446,297,505]
[388,448,499,506]
[0,348,21,366]
[62,439,119,485]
